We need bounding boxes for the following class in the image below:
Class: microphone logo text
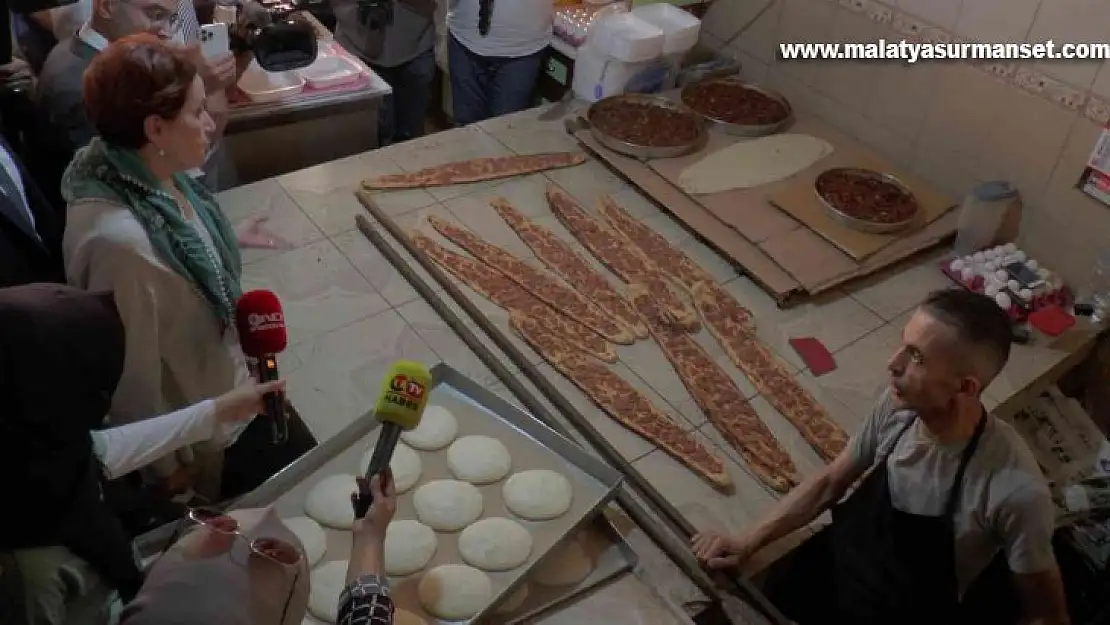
[247,311,285,333]
[386,374,426,410]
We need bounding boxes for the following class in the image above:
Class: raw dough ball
[281,516,327,567]
[447,435,512,484]
[413,480,483,531]
[995,292,1012,309]
[1026,259,1040,271]
[949,258,964,272]
[503,470,573,521]
[531,540,593,587]
[401,405,458,451]
[1003,242,1017,253]
[360,442,422,494]
[417,564,492,620]
[458,517,533,571]
[305,474,357,529]
[495,583,530,614]
[308,560,349,623]
[384,520,438,576]
[395,610,426,625]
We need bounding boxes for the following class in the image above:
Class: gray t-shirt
[848,389,1057,594]
[334,0,436,68]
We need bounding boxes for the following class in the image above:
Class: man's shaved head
[918,288,1013,385]
[887,288,1013,420]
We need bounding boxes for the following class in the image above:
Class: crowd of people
[0,0,418,622]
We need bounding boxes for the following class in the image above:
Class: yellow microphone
[354,361,432,517]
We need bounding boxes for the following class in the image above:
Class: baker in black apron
[692,288,1070,625]
[771,412,987,625]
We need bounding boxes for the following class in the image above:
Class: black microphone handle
[257,353,288,444]
[354,423,402,518]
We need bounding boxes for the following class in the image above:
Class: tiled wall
[699,0,1110,288]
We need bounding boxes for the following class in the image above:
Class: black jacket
[0,136,65,288]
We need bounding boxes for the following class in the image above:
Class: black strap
[943,410,988,517]
[478,0,493,36]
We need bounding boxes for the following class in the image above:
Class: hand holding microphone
[352,361,432,518]
[235,290,290,444]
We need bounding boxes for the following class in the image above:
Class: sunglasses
[161,507,302,623]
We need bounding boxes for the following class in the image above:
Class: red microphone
[235,289,290,444]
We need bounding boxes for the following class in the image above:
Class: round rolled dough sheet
[502,469,573,521]
[446,435,512,484]
[417,564,492,620]
[677,134,834,195]
[308,560,348,623]
[281,516,327,567]
[494,582,529,614]
[359,441,422,494]
[383,519,438,576]
[304,474,357,530]
[394,610,426,625]
[458,517,533,571]
[413,479,484,531]
[531,540,593,587]
[400,405,458,451]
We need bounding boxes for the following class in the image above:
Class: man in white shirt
[446,0,551,125]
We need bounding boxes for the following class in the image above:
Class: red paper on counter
[789,337,837,376]
[1028,305,1075,336]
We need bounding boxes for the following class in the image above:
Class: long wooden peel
[355,191,792,625]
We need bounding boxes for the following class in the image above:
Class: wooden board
[763,147,956,261]
[573,112,957,302]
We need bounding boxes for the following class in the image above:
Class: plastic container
[952,180,1022,258]
[586,12,663,62]
[1083,251,1110,322]
[631,3,700,55]
[296,53,362,90]
[237,60,306,103]
[631,3,700,90]
[572,42,664,102]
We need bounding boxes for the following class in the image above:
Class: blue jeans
[448,35,546,127]
[374,48,438,145]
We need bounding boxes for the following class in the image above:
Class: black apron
[767,412,988,625]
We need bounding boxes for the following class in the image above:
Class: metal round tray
[584,93,708,160]
[680,78,793,137]
[814,167,920,234]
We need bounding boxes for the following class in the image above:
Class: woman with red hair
[61,34,314,505]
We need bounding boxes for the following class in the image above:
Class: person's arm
[997,484,1071,625]
[693,389,896,567]
[340,473,397,625]
[90,381,281,479]
[91,400,217,479]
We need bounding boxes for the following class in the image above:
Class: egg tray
[154,363,627,624]
[939,261,1071,322]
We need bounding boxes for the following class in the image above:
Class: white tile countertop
[220,105,1101,624]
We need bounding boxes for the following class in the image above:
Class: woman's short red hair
[82,33,199,150]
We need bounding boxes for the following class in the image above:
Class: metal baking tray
[140,364,628,624]
[814,167,920,234]
[584,93,708,160]
[679,78,793,137]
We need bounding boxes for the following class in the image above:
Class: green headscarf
[61,138,243,326]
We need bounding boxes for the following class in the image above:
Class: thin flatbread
[411,233,617,362]
[692,282,847,462]
[677,134,833,195]
[509,311,732,490]
[427,215,633,345]
[490,198,648,339]
[545,185,699,331]
[628,283,798,492]
[598,195,718,291]
[362,152,587,189]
